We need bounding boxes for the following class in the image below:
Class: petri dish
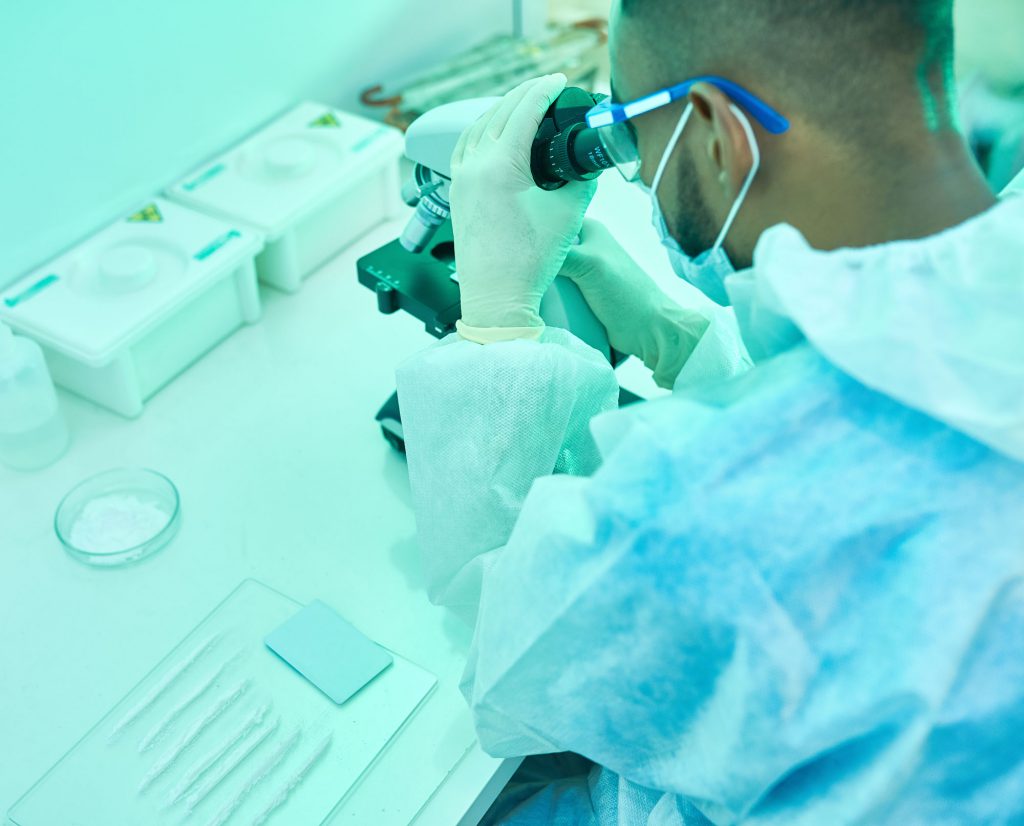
[55,468,180,567]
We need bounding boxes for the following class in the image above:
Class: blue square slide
[264,599,394,705]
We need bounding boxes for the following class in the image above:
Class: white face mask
[644,102,761,306]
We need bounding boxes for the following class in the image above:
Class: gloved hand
[561,219,711,389]
[450,74,598,340]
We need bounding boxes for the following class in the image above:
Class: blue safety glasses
[585,75,791,182]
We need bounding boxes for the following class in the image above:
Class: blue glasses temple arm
[589,76,791,135]
[666,76,790,134]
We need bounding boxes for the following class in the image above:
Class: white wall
[955,0,1024,89]
[0,0,518,287]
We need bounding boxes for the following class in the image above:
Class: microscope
[358,86,640,453]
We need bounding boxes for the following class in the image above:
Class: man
[395,1,1024,823]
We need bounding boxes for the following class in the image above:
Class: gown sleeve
[395,327,620,623]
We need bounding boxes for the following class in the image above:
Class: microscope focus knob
[376,282,399,314]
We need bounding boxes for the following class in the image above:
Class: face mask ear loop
[710,104,761,253]
[651,103,695,201]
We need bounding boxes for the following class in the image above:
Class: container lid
[165,102,404,237]
[0,198,262,367]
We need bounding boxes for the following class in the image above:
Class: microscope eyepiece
[531,88,614,191]
[399,87,615,256]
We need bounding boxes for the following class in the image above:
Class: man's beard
[665,148,719,258]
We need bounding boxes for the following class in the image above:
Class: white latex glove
[561,219,711,390]
[450,74,599,338]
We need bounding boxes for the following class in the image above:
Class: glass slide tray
[7,579,437,826]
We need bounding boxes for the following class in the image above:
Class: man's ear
[689,83,755,197]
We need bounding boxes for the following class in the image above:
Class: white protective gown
[394,195,1024,826]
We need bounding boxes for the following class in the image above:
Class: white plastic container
[0,198,263,418]
[0,321,69,470]
[166,101,404,293]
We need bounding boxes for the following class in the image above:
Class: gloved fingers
[562,177,599,209]
[451,119,471,171]
[561,227,604,282]
[452,100,499,169]
[578,218,612,244]
[500,73,567,152]
[561,243,600,284]
[486,75,548,140]
[574,219,622,257]
[545,177,599,232]
[463,98,504,155]
[562,217,645,288]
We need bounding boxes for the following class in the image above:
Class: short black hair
[617,0,957,133]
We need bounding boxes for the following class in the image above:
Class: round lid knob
[376,282,399,314]
[262,138,316,177]
[98,245,157,292]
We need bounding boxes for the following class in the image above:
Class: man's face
[608,0,719,258]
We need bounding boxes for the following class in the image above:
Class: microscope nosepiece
[400,198,449,254]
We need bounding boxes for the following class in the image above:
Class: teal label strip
[3,273,59,308]
[193,229,241,261]
[182,162,227,192]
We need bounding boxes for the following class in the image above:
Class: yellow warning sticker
[309,111,340,128]
[126,203,163,223]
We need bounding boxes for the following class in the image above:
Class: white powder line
[165,703,272,808]
[138,679,251,793]
[185,717,281,815]
[108,634,222,743]
[138,650,244,753]
[202,727,302,826]
[250,732,332,826]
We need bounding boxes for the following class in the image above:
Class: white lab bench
[0,174,692,825]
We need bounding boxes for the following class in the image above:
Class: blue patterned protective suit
[395,196,1024,825]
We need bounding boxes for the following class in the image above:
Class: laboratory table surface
[0,173,700,825]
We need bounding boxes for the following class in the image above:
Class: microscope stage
[357,223,461,339]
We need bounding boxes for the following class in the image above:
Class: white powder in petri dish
[69,494,170,553]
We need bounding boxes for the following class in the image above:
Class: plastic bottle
[0,322,69,470]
